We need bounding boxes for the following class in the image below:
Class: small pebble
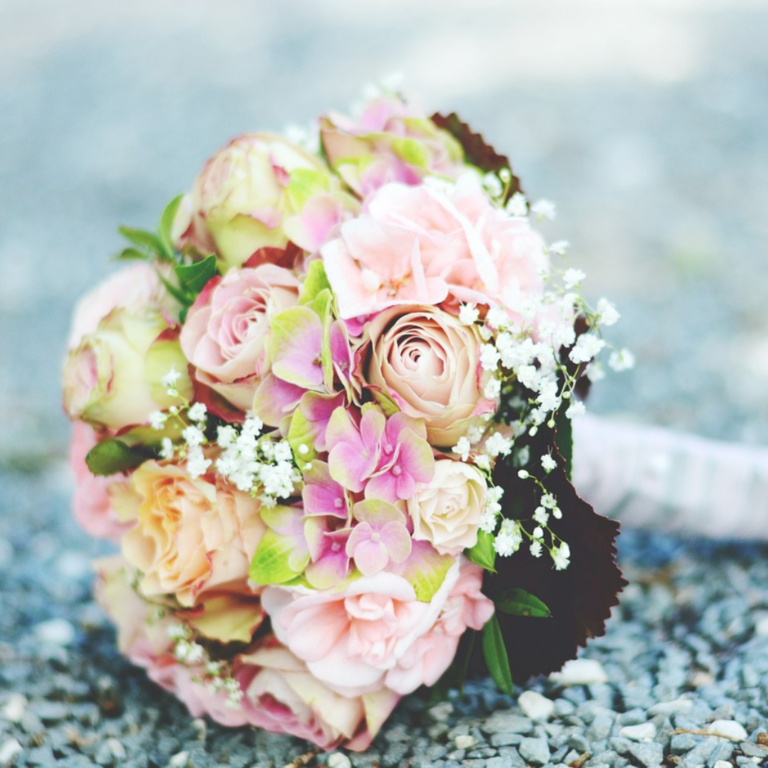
[619,722,656,742]
[454,734,476,750]
[167,751,190,768]
[714,762,733,768]
[519,736,550,765]
[753,613,768,637]
[327,753,352,768]
[428,702,454,722]
[706,720,748,741]
[519,691,555,720]
[550,659,608,686]
[0,739,22,767]
[34,618,75,647]
[627,741,664,767]
[647,698,693,716]
[0,695,26,724]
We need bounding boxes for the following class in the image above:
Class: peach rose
[69,422,130,542]
[262,563,460,698]
[180,264,300,411]
[407,459,487,554]
[121,461,266,607]
[362,305,494,447]
[175,133,335,272]
[62,307,192,431]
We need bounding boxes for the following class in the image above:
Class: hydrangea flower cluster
[63,85,628,751]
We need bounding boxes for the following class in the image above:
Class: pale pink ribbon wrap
[572,415,768,540]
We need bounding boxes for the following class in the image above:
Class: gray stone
[739,742,768,759]
[588,714,615,742]
[483,714,534,735]
[519,737,551,766]
[670,733,700,754]
[491,733,523,747]
[627,742,664,767]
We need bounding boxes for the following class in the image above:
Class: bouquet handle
[573,414,768,540]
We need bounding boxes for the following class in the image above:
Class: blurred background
[1,0,768,469]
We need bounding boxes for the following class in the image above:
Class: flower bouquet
[63,87,628,750]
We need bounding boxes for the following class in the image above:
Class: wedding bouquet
[62,87,629,751]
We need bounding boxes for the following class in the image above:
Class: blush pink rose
[180,264,300,411]
[121,461,266,609]
[67,263,174,350]
[385,558,494,694]
[262,563,460,698]
[362,304,495,447]
[69,422,131,542]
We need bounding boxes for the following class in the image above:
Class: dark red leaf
[482,423,626,681]
[191,372,246,425]
[431,112,524,200]
[244,242,304,271]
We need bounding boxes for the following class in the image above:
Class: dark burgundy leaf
[481,422,626,682]
[431,112,523,200]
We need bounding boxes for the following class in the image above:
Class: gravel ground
[1,465,768,768]
[2,1,768,766]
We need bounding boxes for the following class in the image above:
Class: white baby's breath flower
[483,173,504,198]
[188,402,208,423]
[530,540,543,558]
[609,348,636,372]
[486,305,509,330]
[531,199,556,221]
[533,506,550,526]
[480,343,501,372]
[453,436,472,462]
[485,432,513,458]
[541,454,557,472]
[494,519,523,557]
[563,268,586,289]
[566,400,586,419]
[182,426,205,448]
[473,454,491,471]
[187,447,212,479]
[149,411,168,430]
[483,378,502,400]
[161,367,182,388]
[506,192,528,217]
[459,303,480,326]
[569,334,605,364]
[548,240,570,257]
[596,298,620,327]
[552,542,571,570]
[217,425,237,448]
[160,438,175,460]
[541,493,557,509]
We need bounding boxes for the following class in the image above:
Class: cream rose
[62,307,192,431]
[180,264,300,411]
[121,461,266,607]
[407,460,487,554]
[176,133,334,272]
[363,305,494,446]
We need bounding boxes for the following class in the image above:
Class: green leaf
[400,543,455,602]
[287,406,318,470]
[466,530,497,573]
[85,439,150,477]
[482,613,514,696]
[555,405,573,480]
[496,588,552,618]
[248,530,307,585]
[174,254,218,295]
[118,226,165,256]
[116,247,149,261]
[156,270,192,306]
[299,260,332,306]
[159,194,184,261]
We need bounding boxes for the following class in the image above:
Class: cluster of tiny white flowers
[479,485,504,533]
[216,416,300,505]
[168,624,243,709]
[151,396,211,479]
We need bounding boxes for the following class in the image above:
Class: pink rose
[385,559,494,694]
[175,133,336,272]
[320,94,465,197]
[362,305,494,447]
[180,265,300,411]
[69,422,130,542]
[262,563,460,698]
[67,263,174,350]
[62,307,193,431]
[121,461,266,611]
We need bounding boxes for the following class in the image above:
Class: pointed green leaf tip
[159,194,184,261]
[483,613,514,696]
[118,227,165,257]
[249,530,308,585]
[85,439,150,477]
[466,530,497,572]
[496,587,552,618]
[174,254,218,295]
